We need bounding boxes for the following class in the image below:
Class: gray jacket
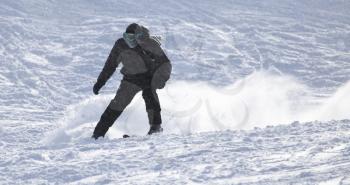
[96,37,172,89]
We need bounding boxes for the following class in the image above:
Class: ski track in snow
[1,0,350,184]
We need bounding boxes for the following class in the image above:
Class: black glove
[93,83,102,95]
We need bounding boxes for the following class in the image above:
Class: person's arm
[157,48,170,64]
[149,40,172,89]
[93,39,123,95]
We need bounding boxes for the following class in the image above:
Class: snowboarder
[92,23,172,140]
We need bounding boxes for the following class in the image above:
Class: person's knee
[144,98,161,111]
[110,81,141,111]
[142,89,161,111]
[142,88,152,99]
[108,98,129,111]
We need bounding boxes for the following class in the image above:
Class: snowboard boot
[92,107,122,140]
[147,124,163,135]
[146,109,163,135]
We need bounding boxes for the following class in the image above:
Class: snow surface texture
[1,0,350,184]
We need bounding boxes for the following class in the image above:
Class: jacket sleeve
[151,43,172,89]
[158,49,170,64]
[96,40,123,87]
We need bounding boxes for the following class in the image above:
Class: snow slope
[1,0,350,184]
[2,120,350,184]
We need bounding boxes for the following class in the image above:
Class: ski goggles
[123,32,137,48]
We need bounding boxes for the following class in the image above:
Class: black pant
[93,75,161,137]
